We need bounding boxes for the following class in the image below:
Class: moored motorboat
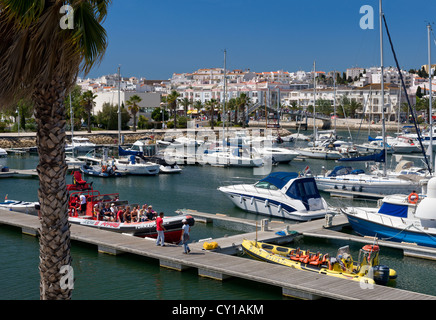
[0,199,39,214]
[67,183,194,241]
[241,239,396,285]
[66,137,96,152]
[218,171,333,221]
[0,148,7,158]
[341,176,436,248]
[114,155,160,175]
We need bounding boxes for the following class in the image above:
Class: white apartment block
[282,83,413,120]
[93,91,161,117]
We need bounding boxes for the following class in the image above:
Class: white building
[93,91,161,118]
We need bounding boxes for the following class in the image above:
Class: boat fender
[264,200,269,207]
[277,204,282,213]
[342,185,346,190]
[359,186,363,192]
[203,241,219,250]
[250,197,254,205]
[408,192,419,204]
[239,195,243,204]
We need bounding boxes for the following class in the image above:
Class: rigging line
[382,14,432,176]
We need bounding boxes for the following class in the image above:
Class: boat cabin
[257,172,324,211]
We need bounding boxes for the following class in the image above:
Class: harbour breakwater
[0,120,403,149]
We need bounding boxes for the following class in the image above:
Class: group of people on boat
[94,203,158,223]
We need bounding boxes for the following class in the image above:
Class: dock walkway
[1,208,435,300]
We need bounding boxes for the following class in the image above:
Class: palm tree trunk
[33,76,72,300]
[87,110,91,133]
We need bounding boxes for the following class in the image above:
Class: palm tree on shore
[205,99,217,130]
[126,94,142,132]
[0,0,110,300]
[179,97,192,117]
[80,90,97,133]
[166,90,180,128]
[236,93,250,127]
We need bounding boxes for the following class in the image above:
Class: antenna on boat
[379,0,387,177]
[118,65,121,147]
[428,23,434,172]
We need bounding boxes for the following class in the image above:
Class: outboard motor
[372,265,390,285]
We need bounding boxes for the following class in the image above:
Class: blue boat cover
[119,146,142,156]
[260,172,299,189]
[338,150,385,163]
[378,202,408,218]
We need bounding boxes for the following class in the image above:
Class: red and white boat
[67,172,194,243]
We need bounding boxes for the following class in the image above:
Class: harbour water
[1,129,436,299]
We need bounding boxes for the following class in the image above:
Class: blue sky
[86,0,436,80]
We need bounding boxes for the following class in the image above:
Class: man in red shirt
[156,212,166,246]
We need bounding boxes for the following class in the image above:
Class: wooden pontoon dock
[0,208,435,300]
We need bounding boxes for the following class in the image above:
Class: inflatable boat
[241,239,397,285]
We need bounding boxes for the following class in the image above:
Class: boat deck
[1,208,435,300]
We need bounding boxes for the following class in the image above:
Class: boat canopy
[285,177,321,201]
[327,166,364,177]
[338,150,385,163]
[259,172,299,190]
[378,202,408,218]
[119,146,142,157]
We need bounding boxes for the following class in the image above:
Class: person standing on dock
[180,219,191,254]
[156,212,166,246]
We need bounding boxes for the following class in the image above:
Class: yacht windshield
[286,178,320,199]
[254,181,278,190]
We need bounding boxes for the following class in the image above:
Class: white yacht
[341,176,436,248]
[114,155,160,175]
[314,164,427,196]
[202,146,264,167]
[66,137,96,152]
[252,147,299,163]
[218,171,333,221]
[0,148,7,158]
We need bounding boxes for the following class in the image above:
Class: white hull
[0,148,7,158]
[221,190,328,221]
[255,147,299,163]
[219,172,332,221]
[115,162,160,175]
[315,174,423,195]
[297,147,343,160]
[0,200,38,214]
[202,152,263,167]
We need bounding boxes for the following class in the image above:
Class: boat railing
[360,209,396,228]
[228,184,278,197]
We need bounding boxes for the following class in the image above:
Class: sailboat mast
[313,61,317,141]
[333,70,337,132]
[223,49,226,133]
[118,65,121,146]
[428,23,433,171]
[379,0,387,176]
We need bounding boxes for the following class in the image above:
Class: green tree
[205,99,218,130]
[151,107,169,122]
[96,102,130,130]
[416,86,423,99]
[179,97,191,117]
[235,93,250,127]
[0,0,111,300]
[165,90,180,128]
[80,90,97,133]
[126,94,142,132]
